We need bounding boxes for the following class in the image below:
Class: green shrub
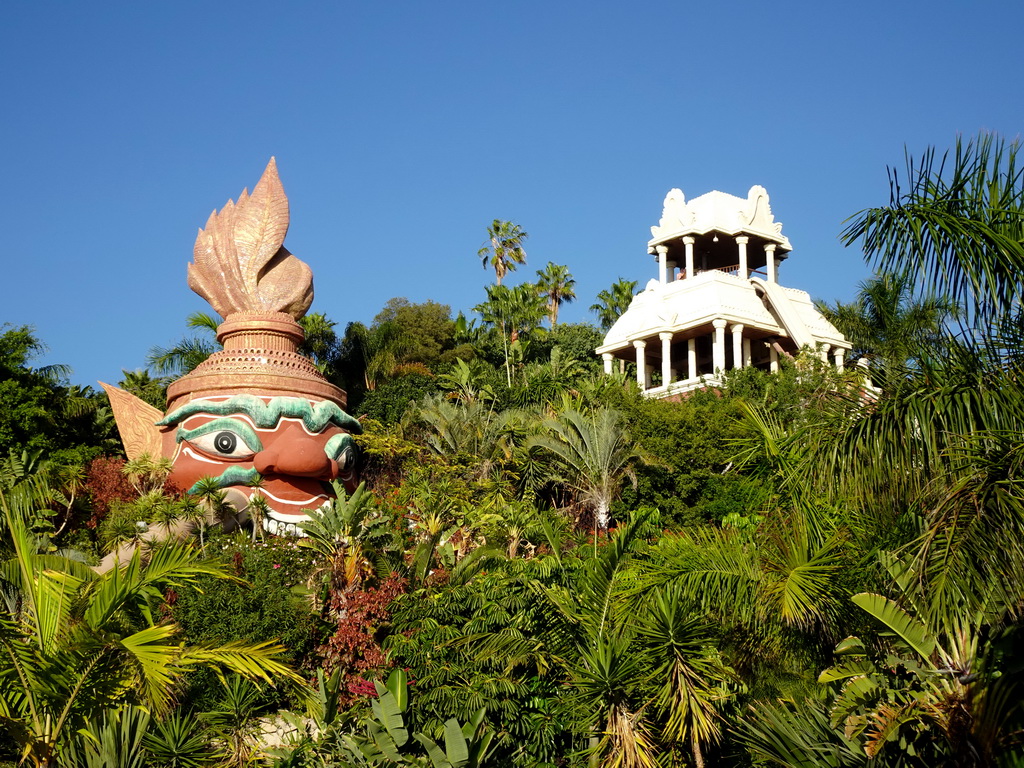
[171,534,319,710]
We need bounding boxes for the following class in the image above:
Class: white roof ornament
[649,185,792,252]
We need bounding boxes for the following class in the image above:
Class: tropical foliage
[478,220,529,286]
[590,279,638,331]
[2,133,1022,767]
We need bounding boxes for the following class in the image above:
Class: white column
[602,353,614,374]
[770,345,779,373]
[736,236,749,279]
[657,245,669,285]
[819,343,831,363]
[765,243,777,283]
[731,324,745,369]
[660,332,673,387]
[712,320,727,373]
[835,348,845,372]
[687,338,697,379]
[634,340,647,389]
[743,338,752,367]
[683,236,695,279]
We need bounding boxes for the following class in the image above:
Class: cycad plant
[298,481,396,606]
[0,485,303,768]
[141,710,219,767]
[528,407,649,530]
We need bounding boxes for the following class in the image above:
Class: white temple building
[595,186,851,398]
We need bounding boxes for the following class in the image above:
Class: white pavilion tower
[595,186,850,397]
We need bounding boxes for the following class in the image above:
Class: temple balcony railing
[679,265,767,279]
[642,374,723,398]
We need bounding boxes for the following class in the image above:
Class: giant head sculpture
[102,159,360,535]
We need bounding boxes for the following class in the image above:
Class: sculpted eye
[337,444,357,471]
[325,434,359,473]
[189,430,256,460]
[177,418,262,461]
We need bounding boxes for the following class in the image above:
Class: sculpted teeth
[258,488,330,506]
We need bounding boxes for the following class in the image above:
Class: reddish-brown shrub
[318,574,407,705]
[83,456,136,528]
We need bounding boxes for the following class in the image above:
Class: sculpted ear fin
[99,382,166,462]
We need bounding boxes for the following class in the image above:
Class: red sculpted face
[158,395,360,535]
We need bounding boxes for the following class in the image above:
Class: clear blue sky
[3,0,1022,388]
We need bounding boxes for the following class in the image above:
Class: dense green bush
[171,534,320,710]
[354,372,440,424]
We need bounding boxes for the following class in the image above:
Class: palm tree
[827,134,1024,606]
[0,485,302,768]
[507,347,588,409]
[474,283,547,386]
[202,676,270,768]
[841,133,1024,326]
[173,496,206,547]
[246,473,268,543]
[187,476,230,551]
[528,408,649,530]
[122,453,173,496]
[414,394,517,474]
[536,262,577,326]
[298,312,342,377]
[475,284,547,339]
[478,219,528,286]
[148,312,221,376]
[735,135,1024,766]
[590,279,637,331]
[340,319,406,392]
[817,272,957,384]
[437,357,497,404]
[118,369,171,409]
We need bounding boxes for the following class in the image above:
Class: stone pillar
[602,353,614,374]
[819,343,831,363]
[769,345,779,373]
[683,236,695,279]
[736,236,749,279]
[687,338,697,380]
[657,245,669,285]
[743,338,752,367]
[765,243,777,283]
[712,320,727,373]
[634,340,647,389]
[835,348,845,372]
[660,332,673,387]
[731,324,745,369]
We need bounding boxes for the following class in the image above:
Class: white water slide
[749,277,815,349]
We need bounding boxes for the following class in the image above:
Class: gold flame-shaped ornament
[188,157,313,319]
